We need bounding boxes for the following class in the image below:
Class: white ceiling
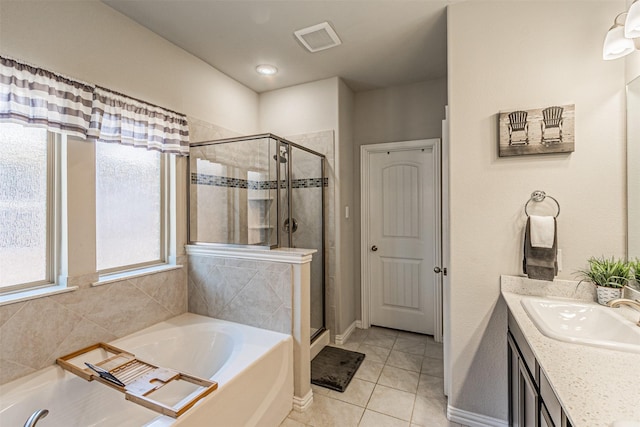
[101,0,449,93]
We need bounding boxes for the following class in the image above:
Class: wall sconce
[603,13,636,60]
[626,0,640,38]
[603,1,640,61]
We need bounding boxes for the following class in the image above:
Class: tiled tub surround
[0,260,188,385]
[501,275,640,426]
[186,245,316,410]
[188,251,293,334]
[1,313,293,427]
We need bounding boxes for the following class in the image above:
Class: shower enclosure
[188,134,326,342]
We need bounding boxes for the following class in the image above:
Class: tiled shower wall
[188,122,271,246]
[188,254,292,334]
[287,131,336,338]
[188,116,241,143]
[187,128,336,339]
[0,260,187,385]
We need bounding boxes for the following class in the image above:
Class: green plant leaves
[576,256,632,289]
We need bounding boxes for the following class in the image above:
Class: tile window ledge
[93,264,183,287]
[0,284,79,307]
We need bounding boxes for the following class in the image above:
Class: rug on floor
[311,346,365,392]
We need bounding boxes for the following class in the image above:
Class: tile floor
[280,326,465,427]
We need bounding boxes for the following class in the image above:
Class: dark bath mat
[311,346,365,392]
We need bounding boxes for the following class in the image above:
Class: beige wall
[259,78,359,337]
[352,78,448,319]
[448,1,626,421]
[627,0,640,83]
[337,79,356,334]
[354,78,447,144]
[627,49,640,83]
[0,0,261,271]
[0,0,258,384]
[0,0,259,135]
[259,79,341,334]
[259,77,340,136]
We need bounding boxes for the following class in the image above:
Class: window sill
[93,264,183,287]
[0,284,78,307]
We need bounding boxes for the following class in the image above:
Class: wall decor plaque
[498,104,575,157]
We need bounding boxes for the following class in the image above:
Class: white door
[363,139,440,335]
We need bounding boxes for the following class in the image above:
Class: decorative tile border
[191,174,249,188]
[191,173,328,189]
[293,178,328,188]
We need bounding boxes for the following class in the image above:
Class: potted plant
[629,258,640,289]
[576,256,631,305]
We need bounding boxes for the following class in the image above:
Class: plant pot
[596,286,622,305]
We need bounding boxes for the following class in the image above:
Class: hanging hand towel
[530,215,555,248]
[523,216,558,281]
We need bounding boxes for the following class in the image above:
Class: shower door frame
[187,133,327,342]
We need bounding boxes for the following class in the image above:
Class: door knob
[434,266,442,274]
[371,245,378,252]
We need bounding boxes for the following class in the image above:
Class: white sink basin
[521,297,640,354]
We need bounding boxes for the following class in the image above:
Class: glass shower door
[189,136,278,247]
[289,145,325,341]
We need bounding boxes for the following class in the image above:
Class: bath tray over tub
[56,342,218,418]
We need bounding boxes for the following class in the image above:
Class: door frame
[360,139,442,340]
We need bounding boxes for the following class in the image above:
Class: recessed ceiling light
[256,64,278,76]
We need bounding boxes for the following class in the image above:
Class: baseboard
[334,320,357,345]
[292,390,313,412]
[447,405,508,427]
[310,329,330,360]
[355,320,363,329]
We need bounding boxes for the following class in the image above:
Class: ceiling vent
[294,22,342,53]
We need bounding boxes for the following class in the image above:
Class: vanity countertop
[501,275,640,427]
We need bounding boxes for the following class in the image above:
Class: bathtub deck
[1,313,294,427]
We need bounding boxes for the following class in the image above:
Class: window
[0,123,55,292]
[95,143,166,273]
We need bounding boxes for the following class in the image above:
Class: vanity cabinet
[508,312,573,427]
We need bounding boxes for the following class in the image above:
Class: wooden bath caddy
[56,343,217,418]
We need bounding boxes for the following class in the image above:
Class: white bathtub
[0,313,293,427]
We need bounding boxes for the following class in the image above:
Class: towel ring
[524,190,560,218]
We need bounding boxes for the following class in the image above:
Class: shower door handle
[371,245,378,252]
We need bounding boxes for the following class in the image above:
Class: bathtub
[0,313,293,426]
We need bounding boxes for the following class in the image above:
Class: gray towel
[523,217,557,281]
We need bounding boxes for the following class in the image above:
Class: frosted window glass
[96,144,162,271]
[0,123,49,288]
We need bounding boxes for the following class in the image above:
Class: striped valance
[87,87,189,156]
[0,56,189,155]
[0,56,94,138]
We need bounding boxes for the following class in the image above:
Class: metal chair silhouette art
[541,106,564,146]
[507,111,529,146]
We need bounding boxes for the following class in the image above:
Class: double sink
[521,297,640,354]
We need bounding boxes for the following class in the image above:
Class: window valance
[0,56,189,155]
[0,56,94,138]
[88,87,189,156]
